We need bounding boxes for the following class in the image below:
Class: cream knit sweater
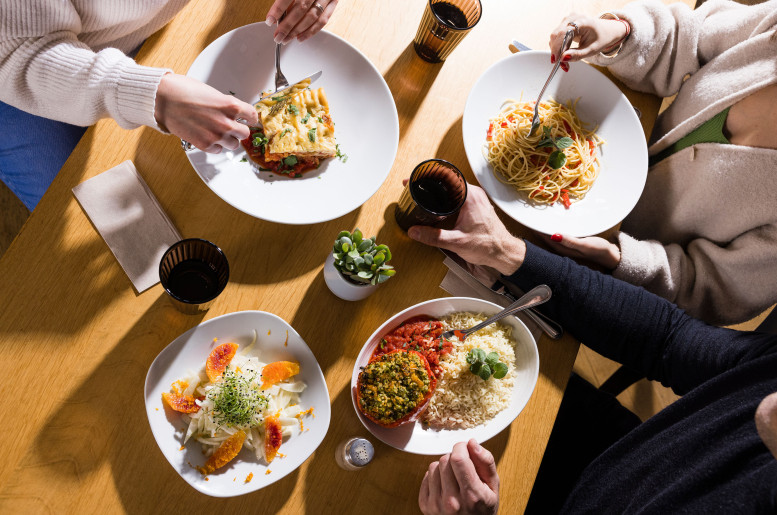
[586,0,777,325]
[0,0,190,130]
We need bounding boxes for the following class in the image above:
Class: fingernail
[561,63,569,72]
[274,33,286,44]
[551,233,563,242]
[562,54,571,61]
[282,36,292,45]
[266,16,276,26]
[550,54,556,64]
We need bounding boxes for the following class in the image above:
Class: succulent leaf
[330,229,396,285]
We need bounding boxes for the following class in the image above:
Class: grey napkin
[72,160,181,293]
[439,263,543,342]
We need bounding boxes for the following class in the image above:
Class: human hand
[406,184,526,276]
[266,0,339,44]
[419,439,499,515]
[549,14,628,63]
[154,74,258,154]
[543,233,621,270]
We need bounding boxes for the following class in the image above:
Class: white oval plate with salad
[185,22,399,224]
[145,311,330,497]
[351,297,539,455]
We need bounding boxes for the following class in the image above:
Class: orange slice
[162,391,201,413]
[206,342,239,382]
[261,361,299,389]
[264,415,283,463]
[199,430,246,475]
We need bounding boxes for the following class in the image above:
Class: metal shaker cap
[346,438,374,466]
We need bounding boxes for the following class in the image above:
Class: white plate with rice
[351,297,539,455]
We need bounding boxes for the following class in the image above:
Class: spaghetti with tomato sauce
[241,127,322,178]
[370,316,452,379]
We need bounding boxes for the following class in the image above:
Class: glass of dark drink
[413,0,482,63]
[395,159,468,231]
[159,238,230,315]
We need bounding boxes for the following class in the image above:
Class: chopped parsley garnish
[317,116,324,123]
[240,157,247,162]
[280,128,292,138]
[335,144,349,163]
[301,113,311,124]
[283,155,298,167]
[308,127,316,142]
[252,132,268,148]
[208,367,268,428]
[271,94,287,101]
[288,104,299,115]
[259,167,271,172]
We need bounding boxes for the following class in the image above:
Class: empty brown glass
[395,159,468,231]
[413,0,482,63]
[159,238,229,314]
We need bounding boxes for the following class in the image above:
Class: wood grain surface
[0,1,672,513]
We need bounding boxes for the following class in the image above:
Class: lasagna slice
[247,79,336,177]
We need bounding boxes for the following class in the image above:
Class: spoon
[528,27,575,136]
[441,284,552,341]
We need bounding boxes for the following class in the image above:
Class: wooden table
[0,1,665,512]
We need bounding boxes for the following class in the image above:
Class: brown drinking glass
[159,238,229,315]
[413,0,482,63]
[395,159,468,231]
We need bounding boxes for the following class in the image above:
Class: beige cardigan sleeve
[587,0,773,98]
[614,226,777,326]
[0,1,170,129]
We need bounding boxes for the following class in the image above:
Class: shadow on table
[300,384,511,514]
[383,43,443,140]
[4,296,300,512]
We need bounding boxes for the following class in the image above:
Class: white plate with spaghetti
[351,297,539,455]
[462,51,648,237]
[144,311,330,497]
[185,22,398,224]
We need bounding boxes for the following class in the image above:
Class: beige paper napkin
[439,267,543,343]
[72,160,181,293]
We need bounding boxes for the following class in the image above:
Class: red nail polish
[550,54,556,63]
[561,63,569,72]
[562,54,571,61]
[551,233,563,242]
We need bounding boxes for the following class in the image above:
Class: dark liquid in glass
[411,176,459,214]
[432,2,469,29]
[167,259,219,302]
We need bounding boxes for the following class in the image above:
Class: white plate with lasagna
[350,297,539,455]
[144,311,331,497]
[185,23,399,224]
[462,51,648,237]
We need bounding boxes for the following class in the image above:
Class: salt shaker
[335,437,374,471]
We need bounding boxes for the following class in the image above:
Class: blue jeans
[0,102,87,211]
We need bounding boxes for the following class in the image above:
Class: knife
[439,248,563,340]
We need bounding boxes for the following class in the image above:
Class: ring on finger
[567,21,579,35]
[312,2,325,14]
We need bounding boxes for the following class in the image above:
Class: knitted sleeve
[0,0,171,129]
[585,0,777,97]
[505,241,777,395]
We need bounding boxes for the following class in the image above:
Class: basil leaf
[485,352,500,368]
[477,364,492,381]
[474,348,486,363]
[492,362,509,379]
[536,139,555,148]
[469,362,482,374]
[548,150,567,170]
[555,137,574,149]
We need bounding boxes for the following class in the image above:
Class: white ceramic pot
[323,254,378,301]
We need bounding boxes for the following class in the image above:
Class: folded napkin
[72,160,181,293]
[439,259,544,342]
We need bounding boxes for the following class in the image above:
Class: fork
[441,284,552,341]
[528,27,576,136]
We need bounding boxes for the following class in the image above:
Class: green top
[650,107,731,166]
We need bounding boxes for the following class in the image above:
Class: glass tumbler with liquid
[413,0,483,63]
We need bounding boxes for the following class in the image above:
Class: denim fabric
[0,102,87,211]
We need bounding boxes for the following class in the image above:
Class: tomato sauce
[241,127,320,178]
[370,315,452,379]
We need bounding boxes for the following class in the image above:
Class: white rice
[423,312,516,429]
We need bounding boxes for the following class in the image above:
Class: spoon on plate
[441,284,552,341]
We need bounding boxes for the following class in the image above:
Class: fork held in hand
[441,284,552,341]
[528,27,576,136]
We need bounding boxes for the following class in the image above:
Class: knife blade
[252,70,323,104]
[439,248,563,340]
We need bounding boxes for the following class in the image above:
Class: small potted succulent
[324,228,396,301]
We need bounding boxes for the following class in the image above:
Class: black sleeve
[504,241,777,395]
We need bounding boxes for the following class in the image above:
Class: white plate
[185,23,399,224]
[350,297,539,455]
[145,311,331,497]
[462,51,648,237]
